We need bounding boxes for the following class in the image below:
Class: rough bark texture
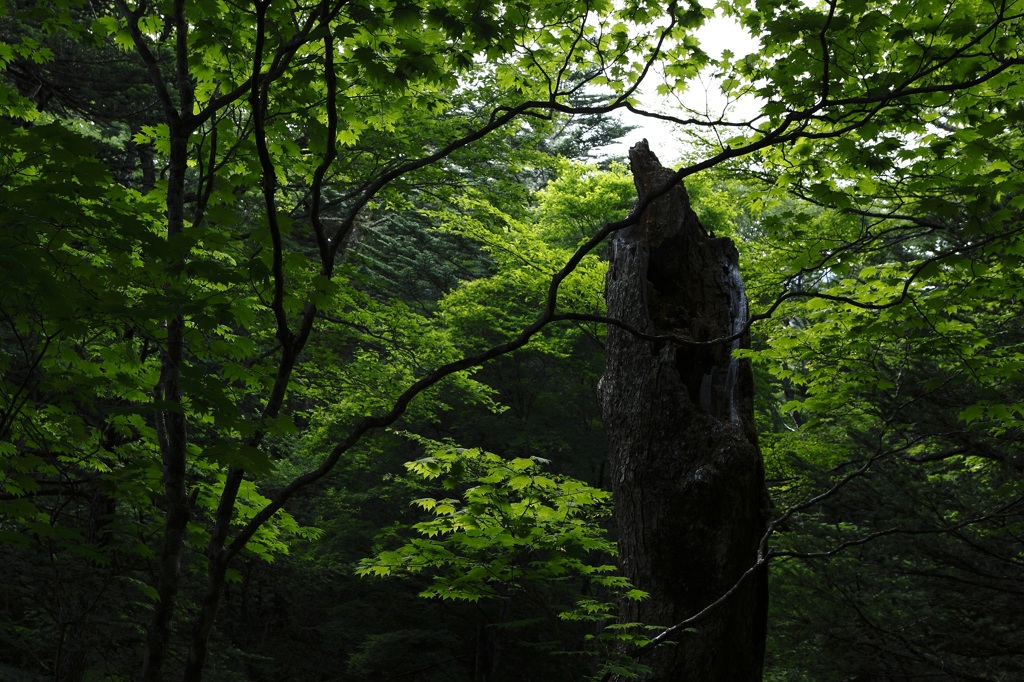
[599,140,769,680]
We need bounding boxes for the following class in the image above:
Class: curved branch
[597,547,773,682]
[817,0,837,103]
[113,0,178,122]
[774,493,1024,561]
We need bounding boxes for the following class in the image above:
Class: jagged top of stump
[628,139,683,204]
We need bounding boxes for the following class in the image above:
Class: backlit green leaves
[357,439,627,608]
[437,161,633,354]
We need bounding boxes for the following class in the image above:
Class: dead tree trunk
[599,141,769,680]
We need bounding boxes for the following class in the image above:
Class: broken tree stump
[598,140,769,681]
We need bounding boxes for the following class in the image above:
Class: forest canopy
[0,0,1022,680]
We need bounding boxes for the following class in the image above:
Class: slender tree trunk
[141,120,192,682]
[599,141,769,680]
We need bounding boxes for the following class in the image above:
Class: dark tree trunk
[599,141,769,681]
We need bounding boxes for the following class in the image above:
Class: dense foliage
[1,0,1022,680]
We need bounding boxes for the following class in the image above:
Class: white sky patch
[597,11,762,165]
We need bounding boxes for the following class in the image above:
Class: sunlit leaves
[717,0,1024,162]
[357,438,627,610]
[436,161,633,354]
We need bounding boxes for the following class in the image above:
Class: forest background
[1,0,1022,680]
